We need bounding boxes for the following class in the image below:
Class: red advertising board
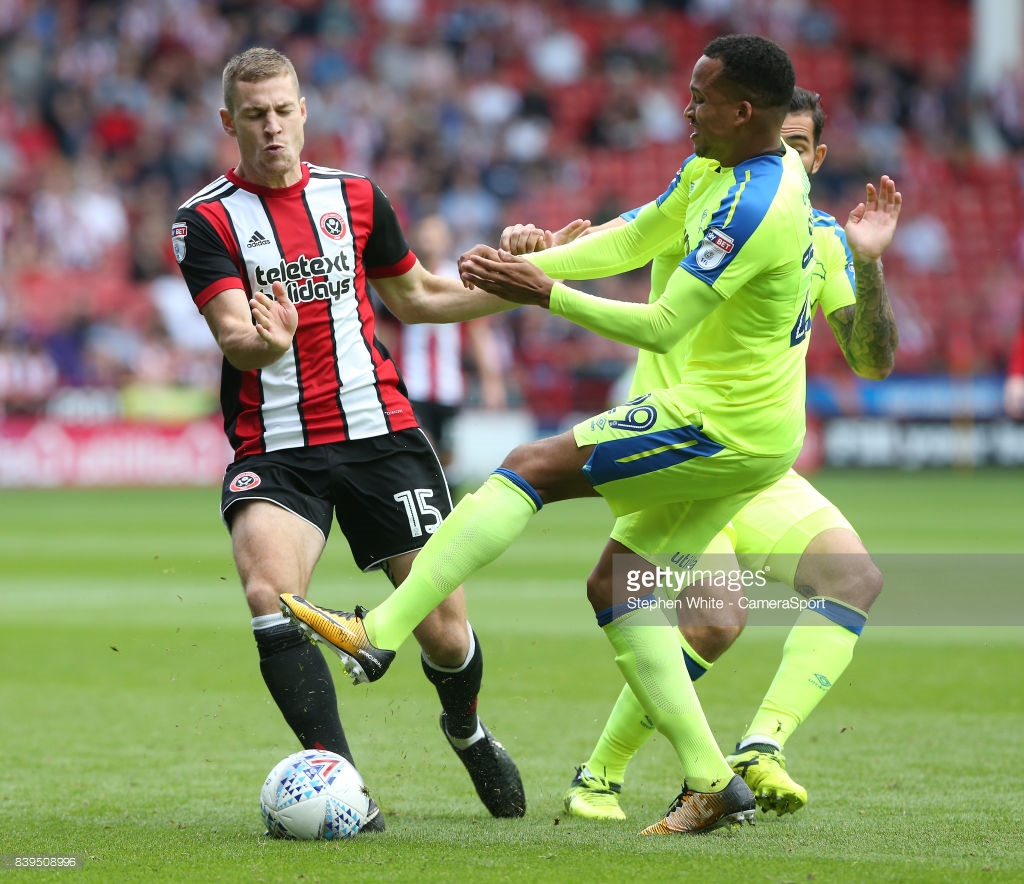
[0,418,232,487]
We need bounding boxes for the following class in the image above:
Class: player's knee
[850,558,884,611]
[414,607,470,666]
[499,431,584,503]
[681,626,732,663]
[680,607,746,662]
[244,581,286,617]
[826,557,883,613]
[499,441,544,485]
[585,565,614,614]
[725,601,748,642]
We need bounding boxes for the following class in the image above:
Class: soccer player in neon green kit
[282,34,814,834]
[510,87,900,821]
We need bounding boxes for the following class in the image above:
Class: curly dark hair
[702,34,795,111]
[790,86,827,145]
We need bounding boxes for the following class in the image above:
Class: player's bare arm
[826,176,901,380]
[826,262,897,380]
[459,247,556,307]
[202,280,297,370]
[371,258,517,324]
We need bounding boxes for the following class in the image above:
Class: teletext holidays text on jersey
[254,253,353,303]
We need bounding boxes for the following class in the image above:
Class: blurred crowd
[0,0,1021,426]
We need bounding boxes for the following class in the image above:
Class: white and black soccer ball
[260,749,370,839]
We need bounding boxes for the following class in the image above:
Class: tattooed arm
[826,176,901,380]
[826,256,898,380]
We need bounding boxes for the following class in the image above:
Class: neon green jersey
[623,203,855,394]
[531,145,814,457]
[809,206,856,318]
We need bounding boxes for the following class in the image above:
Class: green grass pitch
[1,469,1022,883]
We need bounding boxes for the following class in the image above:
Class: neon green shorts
[730,468,856,586]
[576,389,796,550]
[610,497,745,568]
[611,468,855,588]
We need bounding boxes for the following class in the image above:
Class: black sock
[255,621,354,764]
[421,627,483,740]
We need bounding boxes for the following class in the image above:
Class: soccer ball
[260,749,371,839]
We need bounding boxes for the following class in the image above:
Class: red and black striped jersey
[172,162,419,459]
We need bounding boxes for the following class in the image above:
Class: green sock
[585,631,714,784]
[602,603,732,793]
[365,472,538,651]
[585,683,655,785]
[743,603,863,748]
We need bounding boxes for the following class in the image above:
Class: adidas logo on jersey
[247,231,272,248]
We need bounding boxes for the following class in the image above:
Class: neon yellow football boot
[563,765,627,821]
[725,743,807,816]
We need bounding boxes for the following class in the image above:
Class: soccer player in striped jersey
[283,34,814,835]
[507,87,900,821]
[172,48,524,828]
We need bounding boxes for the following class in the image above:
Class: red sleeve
[360,180,414,276]
[366,248,417,279]
[194,277,245,311]
[173,203,246,312]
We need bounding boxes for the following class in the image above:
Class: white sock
[421,622,476,673]
[445,720,485,750]
[737,734,781,753]
[252,612,289,631]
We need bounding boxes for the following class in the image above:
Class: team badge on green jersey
[695,227,734,270]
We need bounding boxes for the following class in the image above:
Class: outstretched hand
[499,219,591,255]
[250,281,298,354]
[845,175,902,262]
[459,246,555,308]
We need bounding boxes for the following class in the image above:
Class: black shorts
[221,428,452,571]
[410,400,459,455]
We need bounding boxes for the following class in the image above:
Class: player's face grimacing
[221,73,307,189]
[781,110,828,177]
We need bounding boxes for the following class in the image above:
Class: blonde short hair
[222,47,299,113]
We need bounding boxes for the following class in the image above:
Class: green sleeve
[549,270,723,354]
[529,200,685,280]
